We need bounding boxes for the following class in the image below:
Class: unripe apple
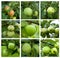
[47,7,55,14]
[51,47,58,54]
[34,11,38,16]
[4,5,10,11]
[22,43,31,54]
[48,26,55,33]
[24,7,33,16]
[8,25,15,31]
[7,31,15,37]
[25,25,36,36]
[42,46,50,54]
[8,43,15,50]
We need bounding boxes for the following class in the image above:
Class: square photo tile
[41,19,59,38]
[21,39,39,57]
[21,1,39,19]
[21,20,39,38]
[1,1,20,19]
[41,38,59,57]
[41,1,59,19]
[1,39,20,57]
[2,20,20,38]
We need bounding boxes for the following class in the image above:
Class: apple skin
[55,28,59,34]
[8,25,15,31]
[24,7,33,16]
[8,10,15,17]
[51,47,58,54]
[42,46,50,54]
[8,43,15,50]
[7,31,15,37]
[33,44,39,54]
[47,7,55,14]
[22,43,31,54]
[34,11,38,16]
[25,25,36,36]
[4,5,10,11]
[48,26,55,33]
[54,42,59,48]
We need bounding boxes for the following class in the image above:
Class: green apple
[2,31,7,36]
[24,7,33,16]
[55,28,59,34]
[7,31,15,37]
[25,25,36,36]
[34,11,38,16]
[51,47,58,54]
[47,7,55,14]
[2,49,8,56]
[8,25,15,31]
[54,42,59,48]
[42,46,50,54]
[48,26,55,33]
[22,43,31,54]
[33,44,39,54]
[41,28,47,34]
[8,43,15,50]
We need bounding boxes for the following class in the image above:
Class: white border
[0,0,60,58]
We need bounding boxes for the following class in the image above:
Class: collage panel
[2,20,20,38]
[21,1,39,19]
[21,39,39,57]
[1,1,20,19]
[41,19,59,38]
[1,39,20,57]
[21,19,40,38]
[0,0,60,58]
[41,38,59,57]
[41,1,59,19]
